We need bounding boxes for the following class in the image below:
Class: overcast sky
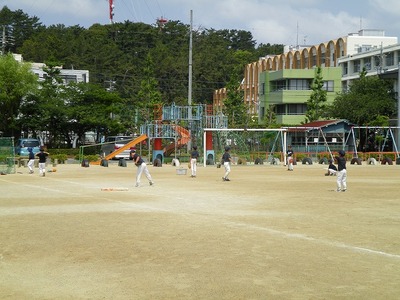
[3,0,400,46]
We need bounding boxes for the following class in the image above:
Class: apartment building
[31,62,89,84]
[213,29,399,125]
[13,54,89,84]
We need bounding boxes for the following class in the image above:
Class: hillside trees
[16,15,280,106]
[0,53,38,138]
[1,6,288,146]
[0,6,43,53]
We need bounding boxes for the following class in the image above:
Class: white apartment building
[13,54,89,84]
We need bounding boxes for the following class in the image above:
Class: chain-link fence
[0,137,15,174]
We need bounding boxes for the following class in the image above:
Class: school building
[213,29,400,126]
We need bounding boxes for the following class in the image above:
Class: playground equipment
[281,124,400,165]
[141,104,227,165]
[348,126,400,164]
[88,134,148,165]
[202,128,288,167]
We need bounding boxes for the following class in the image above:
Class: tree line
[0,6,397,150]
[0,6,283,147]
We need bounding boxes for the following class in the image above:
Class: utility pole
[187,10,193,151]
[398,63,400,147]
[188,10,193,107]
[1,26,6,55]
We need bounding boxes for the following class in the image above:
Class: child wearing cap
[325,159,337,176]
[27,147,35,174]
[130,149,154,187]
[335,150,347,192]
[190,145,199,178]
[35,147,49,177]
[221,146,232,181]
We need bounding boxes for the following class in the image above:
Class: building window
[311,55,317,67]
[363,57,371,71]
[354,59,361,73]
[288,79,310,90]
[342,62,348,75]
[271,80,287,91]
[385,52,394,67]
[303,57,309,68]
[276,104,286,114]
[260,106,265,119]
[322,81,334,92]
[288,104,307,115]
[60,74,78,84]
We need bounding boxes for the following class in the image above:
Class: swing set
[348,126,400,163]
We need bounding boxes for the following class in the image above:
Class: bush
[49,148,80,158]
[384,153,395,161]
[51,154,68,164]
[178,154,190,163]
[82,154,100,162]
[237,158,247,165]
[163,157,173,164]
[295,153,307,162]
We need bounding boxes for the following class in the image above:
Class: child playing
[335,150,347,192]
[221,146,232,181]
[325,159,337,176]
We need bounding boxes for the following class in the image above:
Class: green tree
[0,53,38,137]
[223,68,246,128]
[0,6,43,53]
[262,105,277,127]
[36,63,71,147]
[253,43,284,60]
[136,53,162,123]
[328,70,395,126]
[66,82,126,144]
[304,67,327,123]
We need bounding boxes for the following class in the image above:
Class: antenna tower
[109,0,115,24]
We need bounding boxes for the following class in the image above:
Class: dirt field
[1,160,400,299]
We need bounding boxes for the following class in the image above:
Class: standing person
[325,159,337,176]
[27,147,35,174]
[335,150,347,192]
[286,145,294,171]
[35,147,49,177]
[190,145,199,178]
[130,149,154,187]
[221,146,232,181]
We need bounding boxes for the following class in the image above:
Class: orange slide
[91,134,148,165]
[163,125,190,156]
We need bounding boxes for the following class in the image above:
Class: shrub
[295,153,306,162]
[51,154,68,164]
[237,158,247,165]
[82,154,100,162]
[384,153,395,161]
[49,148,80,158]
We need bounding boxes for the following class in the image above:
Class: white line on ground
[228,222,400,260]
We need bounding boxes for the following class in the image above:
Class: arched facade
[214,37,348,115]
[318,43,327,66]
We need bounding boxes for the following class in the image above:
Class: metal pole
[283,131,287,166]
[203,130,207,167]
[187,10,193,152]
[397,63,400,149]
[188,10,193,106]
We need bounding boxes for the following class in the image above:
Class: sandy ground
[0,159,400,299]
